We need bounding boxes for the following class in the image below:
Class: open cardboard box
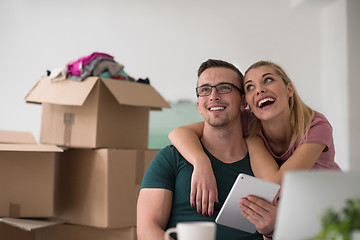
[54,148,158,228]
[25,76,170,149]
[0,218,137,240]
[0,130,62,218]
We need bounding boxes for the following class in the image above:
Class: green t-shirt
[141,145,262,240]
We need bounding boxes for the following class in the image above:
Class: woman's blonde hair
[244,60,314,149]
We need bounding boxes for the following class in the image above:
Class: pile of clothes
[47,52,149,84]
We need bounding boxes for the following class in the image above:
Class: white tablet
[215,173,280,233]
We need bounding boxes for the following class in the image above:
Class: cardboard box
[0,218,136,240]
[39,224,137,240]
[0,129,37,144]
[0,221,36,240]
[25,76,170,149]
[0,130,62,218]
[55,148,158,228]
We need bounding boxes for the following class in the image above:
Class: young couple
[137,59,341,240]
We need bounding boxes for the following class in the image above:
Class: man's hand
[190,164,219,216]
[239,195,278,236]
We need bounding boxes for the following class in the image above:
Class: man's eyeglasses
[196,82,242,97]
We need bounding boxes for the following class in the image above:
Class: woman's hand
[191,162,219,217]
[239,194,279,236]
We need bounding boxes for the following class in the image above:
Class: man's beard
[205,115,230,128]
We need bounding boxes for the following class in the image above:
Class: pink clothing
[67,52,113,76]
[241,110,341,170]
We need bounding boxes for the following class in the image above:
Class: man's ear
[287,83,294,97]
[197,99,203,116]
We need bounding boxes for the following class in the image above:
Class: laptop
[273,170,360,240]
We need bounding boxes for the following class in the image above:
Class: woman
[168,60,341,217]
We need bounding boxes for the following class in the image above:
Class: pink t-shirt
[241,110,341,170]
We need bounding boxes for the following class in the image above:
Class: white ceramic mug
[164,221,216,240]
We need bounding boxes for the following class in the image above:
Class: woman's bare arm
[168,122,205,164]
[168,122,218,216]
[246,136,325,184]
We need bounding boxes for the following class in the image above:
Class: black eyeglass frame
[196,82,242,97]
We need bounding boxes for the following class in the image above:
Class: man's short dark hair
[197,59,244,93]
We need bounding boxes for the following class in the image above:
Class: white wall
[0,0,355,169]
[321,0,348,170]
[347,0,360,170]
[320,0,360,171]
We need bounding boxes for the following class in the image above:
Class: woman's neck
[261,116,293,155]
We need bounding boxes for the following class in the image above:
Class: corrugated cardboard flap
[0,143,63,152]
[0,130,36,144]
[25,76,99,106]
[101,78,171,109]
[0,217,66,231]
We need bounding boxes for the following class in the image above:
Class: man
[137,59,275,240]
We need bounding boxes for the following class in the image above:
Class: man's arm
[137,188,173,240]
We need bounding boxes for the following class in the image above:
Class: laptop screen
[273,170,359,240]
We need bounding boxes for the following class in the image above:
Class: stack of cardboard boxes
[1,76,170,239]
